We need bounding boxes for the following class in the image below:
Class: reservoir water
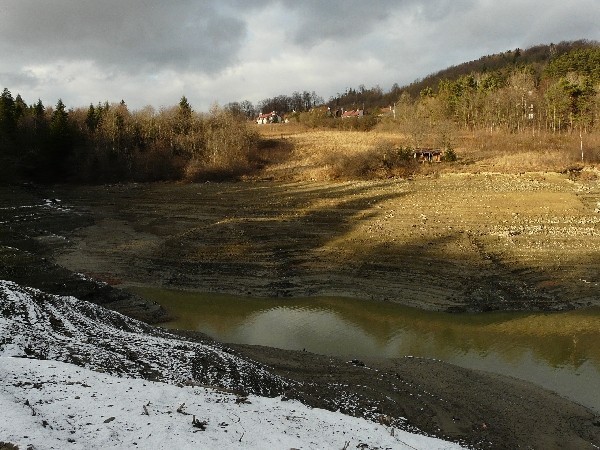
[132,287,600,414]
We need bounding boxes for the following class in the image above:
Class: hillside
[326,39,600,112]
[401,39,599,97]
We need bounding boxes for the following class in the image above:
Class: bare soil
[53,171,600,313]
[2,171,600,448]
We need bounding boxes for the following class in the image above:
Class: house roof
[414,148,442,155]
[257,111,278,119]
[341,110,362,117]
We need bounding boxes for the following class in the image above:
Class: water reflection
[131,287,600,413]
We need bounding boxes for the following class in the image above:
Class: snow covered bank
[0,357,465,449]
[0,280,467,449]
[0,280,284,396]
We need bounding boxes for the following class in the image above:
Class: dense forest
[399,39,599,98]
[390,44,600,135]
[0,93,259,183]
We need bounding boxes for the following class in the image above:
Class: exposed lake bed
[2,172,600,448]
[55,172,600,313]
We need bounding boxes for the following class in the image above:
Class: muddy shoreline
[2,176,600,448]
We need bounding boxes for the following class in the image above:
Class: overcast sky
[0,0,598,112]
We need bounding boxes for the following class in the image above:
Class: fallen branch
[235,396,251,405]
[229,412,244,442]
[177,403,190,415]
[24,399,36,416]
[192,415,208,431]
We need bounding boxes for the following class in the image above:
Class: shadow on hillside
[247,137,295,178]
[18,178,600,314]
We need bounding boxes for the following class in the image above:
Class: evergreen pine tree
[0,88,17,136]
[46,99,73,179]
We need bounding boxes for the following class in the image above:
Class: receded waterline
[130,286,600,414]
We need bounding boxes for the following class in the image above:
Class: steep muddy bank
[0,184,168,323]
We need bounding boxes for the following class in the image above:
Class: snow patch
[0,280,466,449]
[0,358,464,450]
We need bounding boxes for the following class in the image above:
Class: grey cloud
[294,3,390,43]
[522,1,600,46]
[415,0,478,22]
[0,70,40,90]
[275,0,476,47]
[0,0,250,74]
[279,0,405,46]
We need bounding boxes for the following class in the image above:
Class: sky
[0,0,599,112]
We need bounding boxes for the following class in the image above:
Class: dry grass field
[253,123,600,180]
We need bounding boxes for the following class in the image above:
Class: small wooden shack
[413,148,442,163]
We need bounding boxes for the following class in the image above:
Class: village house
[378,105,394,117]
[341,109,364,118]
[256,111,282,124]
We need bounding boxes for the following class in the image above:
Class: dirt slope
[52,172,600,313]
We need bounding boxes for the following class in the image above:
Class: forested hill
[326,39,599,112]
[401,39,599,98]
[226,40,599,117]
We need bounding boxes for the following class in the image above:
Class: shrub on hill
[325,140,420,180]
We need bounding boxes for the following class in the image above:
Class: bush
[296,109,379,131]
[0,443,19,450]
[324,140,419,180]
[181,107,259,182]
[203,107,258,167]
[442,147,458,162]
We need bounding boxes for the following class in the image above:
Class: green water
[131,287,600,413]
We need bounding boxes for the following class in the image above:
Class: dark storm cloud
[277,0,475,46]
[282,0,398,45]
[0,0,250,73]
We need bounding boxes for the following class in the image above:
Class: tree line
[397,46,600,135]
[294,43,600,136]
[224,90,324,119]
[0,92,258,184]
